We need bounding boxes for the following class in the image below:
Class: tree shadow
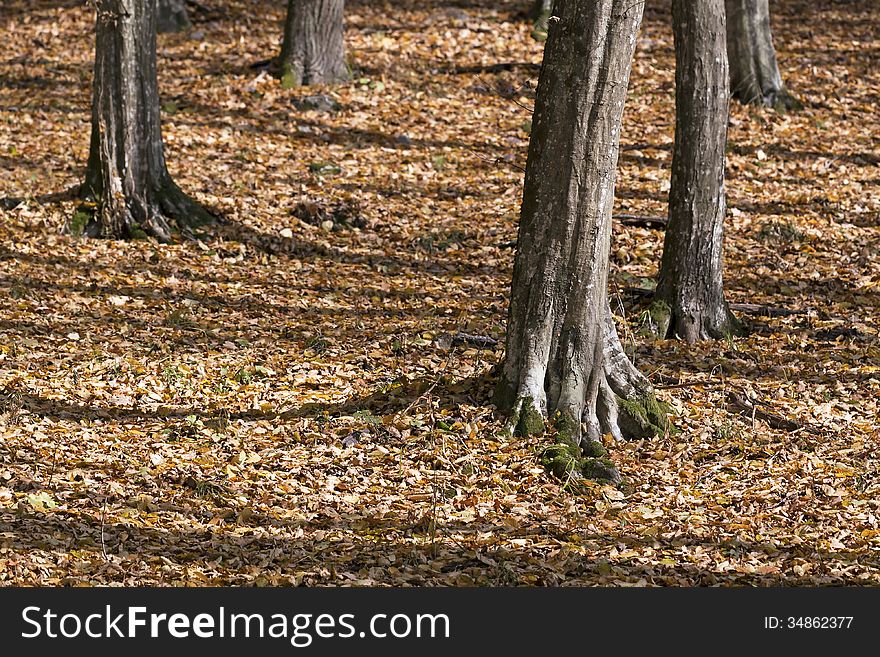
[6,367,498,428]
[1,501,875,585]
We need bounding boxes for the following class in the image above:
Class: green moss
[647,298,671,338]
[68,207,92,237]
[531,11,551,41]
[540,443,621,486]
[540,413,620,488]
[554,411,606,457]
[581,458,620,483]
[616,392,671,439]
[128,225,149,240]
[540,440,580,479]
[280,68,297,90]
[554,412,579,447]
[517,397,545,437]
[582,439,607,458]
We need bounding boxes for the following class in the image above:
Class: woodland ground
[0,0,878,586]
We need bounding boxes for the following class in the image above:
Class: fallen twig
[100,491,110,562]
[727,391,820,434]
[614,214,668,228]
[728,303,807,318]
[622,288,810,319]
[655,380,725,390]
[449,332,498,349]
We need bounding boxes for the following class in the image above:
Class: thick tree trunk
[655,0,744,343]
[82,0,211,241]
[157,0,190,33]
[725,0,800,110]
[496,0,667,482]
[277,0,348,87]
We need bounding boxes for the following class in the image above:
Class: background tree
[653,0,744,342]
[496,0,668,483]
[157,0,190,33]
[276,0,348,88]
[725,0,800,110]
[530,0,554,40]
[82,0,211,240]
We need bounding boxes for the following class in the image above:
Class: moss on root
[647,298,672,338]
[581,458,620,482]
[540,440,581,480]
[68,205,93,237]
[540,414,621,487]
[280,69,298,90]
[556,412,606,457]
[616,392,671,439]
[540,442,621,486]
[517,397,546,437]
[497,394,546,439]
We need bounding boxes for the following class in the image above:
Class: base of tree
[496,368,670,487]
[768,87,803,113]
[733,85,803,113]
[274,60,350,89]
[76,179,214,241]
[647,297,749,343]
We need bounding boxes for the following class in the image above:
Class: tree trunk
[724,0,800,110]
[157,0,190,33]
[81,0,211,241]
[530,0,553,40]
[277,0,348,87]
[654,0,744,343]
[496,0,668,481]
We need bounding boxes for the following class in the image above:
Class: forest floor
[0,0,878,586]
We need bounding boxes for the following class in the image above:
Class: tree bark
[496,0,667,479]
[724,0,800,110]
[277,0,349,87]
[157,0,190,33]
[654,0,744,343]
[530,0,554,40]
[81,0,211,241]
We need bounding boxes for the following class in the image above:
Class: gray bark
[497,0,666,453]
[725,0,799,110]
[82,0,211,240]
[655,0,743,343]
[277,0,349,87]
[157,0,190,33]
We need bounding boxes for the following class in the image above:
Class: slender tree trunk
[277,0,348,87]
[81,0,211,241]
[497,0,668,483]
[654,0,744,343]
[530,0,554,40]
[157,0,190,33]
[531,0,553,14]
[725,0,800,110]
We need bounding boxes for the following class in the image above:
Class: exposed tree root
[77,178,214,242]
[498,309,670,488]
[645,294,748,343]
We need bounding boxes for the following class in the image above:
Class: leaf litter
[0,0,878,585]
